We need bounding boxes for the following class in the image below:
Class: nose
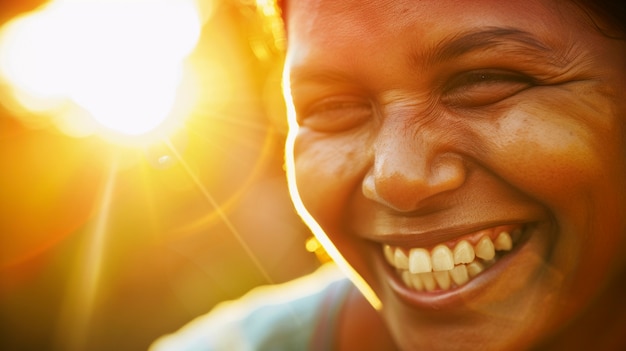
[362,119,466,212]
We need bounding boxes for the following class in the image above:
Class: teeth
[474,236,495,260]
[394,249,409,270]
[431,245,454,271]
[410,272,424,291]
[450,264,469,285]
[384,245,395,265]
[409,248,432,274]
[401,270,412,288]
[419,272,437,292]
[433,271,451,290]
[467,261,485,278]
[494,231,513,251]
[384,226,522,292]
[453,240,475,264]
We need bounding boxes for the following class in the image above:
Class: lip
[378,222,549,309]
[363,220,533,249]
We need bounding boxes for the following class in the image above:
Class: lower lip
[382,225,543,310]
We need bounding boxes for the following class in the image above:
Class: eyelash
[296,70,536,131]
[298,97,373,132]
[442,70,535,107]
[450,70,532,86]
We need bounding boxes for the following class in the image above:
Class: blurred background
[0,0,321,350]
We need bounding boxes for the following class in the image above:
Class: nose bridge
[363,111,466,212]
[376,117,430,181]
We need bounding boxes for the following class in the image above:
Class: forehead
[286,0,562,34]
[285,0,578,69]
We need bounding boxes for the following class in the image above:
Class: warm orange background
[0,1,318,350]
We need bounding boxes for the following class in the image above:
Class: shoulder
[150,263,350,351]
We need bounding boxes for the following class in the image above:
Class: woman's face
[284,0,626,349]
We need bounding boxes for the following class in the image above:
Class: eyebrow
[290,27,567,87]
[420,27,559,66]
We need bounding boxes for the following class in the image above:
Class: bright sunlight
[0,0,202,142]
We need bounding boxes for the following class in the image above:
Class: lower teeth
[399,255,500,292]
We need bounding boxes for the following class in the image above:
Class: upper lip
[349,190,548,248]
[357,219,531,248]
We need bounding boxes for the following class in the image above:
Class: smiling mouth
[383,225,525,292]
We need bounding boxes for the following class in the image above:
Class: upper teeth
[384,229,518,291]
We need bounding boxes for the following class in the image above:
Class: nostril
[363,170,415,212]
[363,171,426,212]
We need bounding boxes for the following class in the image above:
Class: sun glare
[0,0,203,142]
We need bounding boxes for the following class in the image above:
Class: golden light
[0,0,204,143]
[282,64,383,310]
[1,2,324,349]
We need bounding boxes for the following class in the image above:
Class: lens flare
[0,0,203,142]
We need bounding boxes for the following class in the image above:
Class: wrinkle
[379,89,441,130]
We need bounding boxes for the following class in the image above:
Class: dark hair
[574,0,626,38]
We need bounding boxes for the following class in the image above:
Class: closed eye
[298,97,372,132]
[441,70,534,108]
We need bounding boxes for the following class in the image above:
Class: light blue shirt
[150,264,351,351]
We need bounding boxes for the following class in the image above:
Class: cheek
[293,131,370,226]
[502,124,595,197]
[486,98,626,285]
[486,96,619,205]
